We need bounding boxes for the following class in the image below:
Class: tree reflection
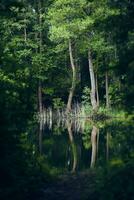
[67,120,77,172]
[106,131,110,162]
[90,126,99,168]
[39,119,43,154]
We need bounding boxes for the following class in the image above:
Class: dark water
[38,118,134,173]
[1,115,134,200]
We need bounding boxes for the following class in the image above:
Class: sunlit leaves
[48,0,93,42]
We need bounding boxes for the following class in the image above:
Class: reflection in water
[39,111,134,173]
[40,107,85,133]
[90,126,99,168]
[106,132,110,161]
[39,118,43,154]
[67,120,77,173]
[97,128,100,161]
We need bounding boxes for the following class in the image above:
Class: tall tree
[88,49,98,111]
[38,0,43,114]
[48,0,92,113]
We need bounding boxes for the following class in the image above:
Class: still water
[37,117,134,173]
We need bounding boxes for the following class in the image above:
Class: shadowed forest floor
[38,172,98,200]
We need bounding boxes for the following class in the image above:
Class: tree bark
[66,39,77,114]
[105,70,110,109]
[39,0,42,54]
[22,0,27,43]
[38,0,43,114]
[95,73,99,107]
[38,80,43,114]
[88,50,98,111]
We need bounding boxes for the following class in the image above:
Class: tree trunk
[95,73,99,107]
[38,80,43,114]
[39,0,42,54]
[23,1,27,44]
[38,0,43,114]
[88,50,98,111]
[66,39,76,114]
[105,70,110,109]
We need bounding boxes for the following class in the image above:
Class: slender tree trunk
[95,73,99,107]
[105,70,110,109]
[66,39,76,114]
[88,50,98,111]
[22,0,27,43]
[38,0,43,114]
[90,126,98,168]
[39,0,42,54]
[38,80,43,113]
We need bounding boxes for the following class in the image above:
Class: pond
[37,117,134,174]
[2,113,134,200]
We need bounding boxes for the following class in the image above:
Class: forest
[0,0,134,200]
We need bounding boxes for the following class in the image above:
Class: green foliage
[53,97,65,109]
[82,86,90,105]
[81,86,92,115]
[48,0,93,42]
[97,160,134,200]
[82,122,92,149]
[1,0,134,198]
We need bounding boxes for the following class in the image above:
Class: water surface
[38,117,134,173]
